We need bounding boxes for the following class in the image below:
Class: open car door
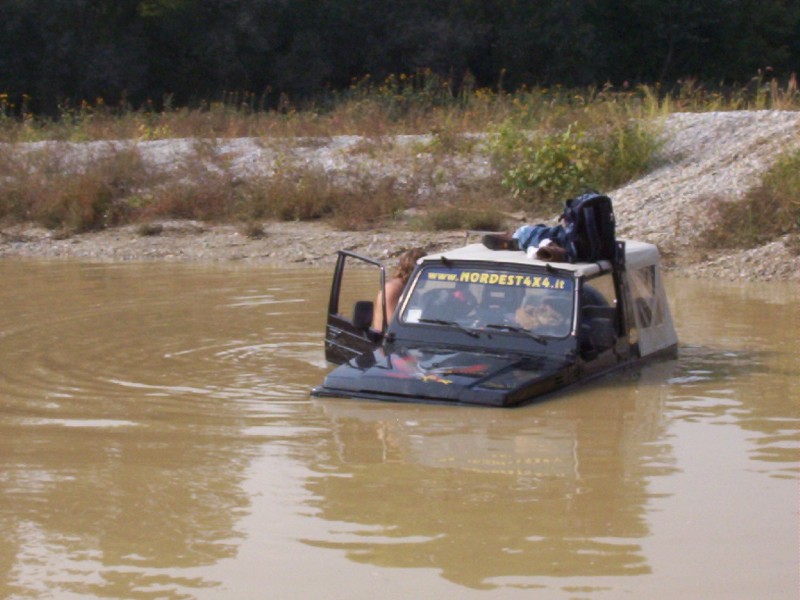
[324,251,386,365]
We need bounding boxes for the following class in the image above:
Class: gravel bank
[0,220,466,266]
[613,110,800,281]
[2,110,799,280]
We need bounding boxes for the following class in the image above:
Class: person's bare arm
[372,278,403,330]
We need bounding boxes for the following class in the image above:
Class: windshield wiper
[485,323,548,345]
[418,318,480,338]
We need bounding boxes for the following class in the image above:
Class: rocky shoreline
[0,219,468,267]
[1,110,799,281]
[2,216,798,281]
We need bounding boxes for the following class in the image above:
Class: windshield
[399,264,574,338]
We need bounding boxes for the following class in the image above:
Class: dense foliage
[1,0,798,115]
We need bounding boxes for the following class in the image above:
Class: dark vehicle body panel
[314,344,579,407]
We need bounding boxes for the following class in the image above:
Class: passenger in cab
[372,248,426,330]
[514,296,571,335]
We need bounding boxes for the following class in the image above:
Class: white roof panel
[420,240,661,276]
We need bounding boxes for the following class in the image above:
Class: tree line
[1,0,798,115]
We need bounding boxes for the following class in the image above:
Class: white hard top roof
[421,240,661,276]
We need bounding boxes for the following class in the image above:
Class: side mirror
[352,300,374,331]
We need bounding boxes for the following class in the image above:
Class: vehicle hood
[313,344,575,407]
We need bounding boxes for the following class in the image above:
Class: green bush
[487,116,662,209]
[501,122,590,204]
[586,120,663,189]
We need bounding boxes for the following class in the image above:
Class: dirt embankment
[1,110,799,280]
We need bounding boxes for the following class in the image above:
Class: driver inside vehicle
[419,282,478,323]
[514,296,570,334]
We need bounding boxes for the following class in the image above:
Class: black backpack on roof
[561,192,617,263]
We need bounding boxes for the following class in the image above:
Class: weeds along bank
[0,92,666,233]
[1,109,799,281]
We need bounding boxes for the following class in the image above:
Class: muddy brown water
[0,260,797,599]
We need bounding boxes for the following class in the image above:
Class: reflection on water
[302,377,670,589]
[0,261,797,599]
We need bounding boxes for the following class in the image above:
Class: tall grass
[703,148,800,254]
[1,73,798,236]
[6,73,796,144]
[0,146,154,231]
